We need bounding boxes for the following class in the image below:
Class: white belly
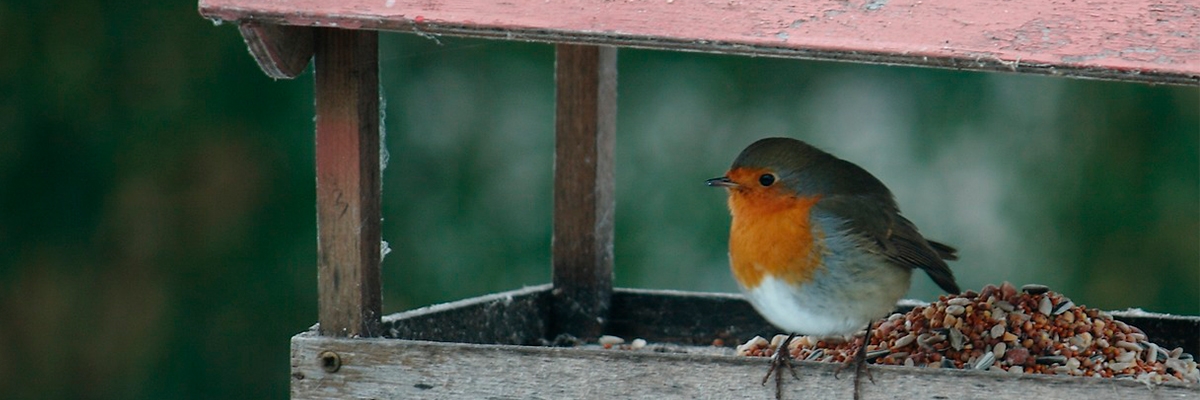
[742,262,912,337]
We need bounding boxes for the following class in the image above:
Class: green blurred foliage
[0,1,1196,399]
[1,1,316,399]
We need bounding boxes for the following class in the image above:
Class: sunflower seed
[893,333,917,348]
[1109,361,1133,371]
[865,349,890,361]
[947,297,972,306]
[974,351,997,370]
[1021,284,1050,295]
[990,324,1005,339]
[949,328,965,351]
[991,308,1008,322]
[1036,355,1067,365]
[1038,296,1053,316]
[1116,340,1141,352]
[1052,300,1075,315]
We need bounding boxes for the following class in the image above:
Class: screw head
[318,350,341,373]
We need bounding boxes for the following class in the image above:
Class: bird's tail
[928,240,958,261]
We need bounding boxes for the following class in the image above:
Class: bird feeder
[197,1,1200,398]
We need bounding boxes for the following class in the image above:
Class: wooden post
[314,28,382,338]
[551,44,617,340]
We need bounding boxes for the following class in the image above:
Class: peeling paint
[1061,50,1117,63]
[1124,47,1158,54]
[1152,55,1179,64]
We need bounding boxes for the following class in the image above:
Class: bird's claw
[761,334,798,400]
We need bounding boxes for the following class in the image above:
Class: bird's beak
[706,176,737,188]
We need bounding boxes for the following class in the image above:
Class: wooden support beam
[314,28,382,338]
[237,22,313,79]
[551,44,617,340]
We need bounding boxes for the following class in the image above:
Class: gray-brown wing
[814,195,961,294]
[888,215,960,294]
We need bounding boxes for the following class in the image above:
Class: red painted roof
[200,0,1200,85]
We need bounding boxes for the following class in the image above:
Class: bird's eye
[758,173,776,187]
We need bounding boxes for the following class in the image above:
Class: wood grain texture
[200,0,1200,85]
[314,28,382,338]
[551,45,617,340]
[382,284,551,345]
[290,332,1200,399]
[237,22,313,79]
[607,288,778,346]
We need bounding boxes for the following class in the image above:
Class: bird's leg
[833,321,876,400]
[761,333,799,400]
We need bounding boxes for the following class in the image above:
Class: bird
[706,137,961,400]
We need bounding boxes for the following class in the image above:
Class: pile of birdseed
[737,282,1199,385]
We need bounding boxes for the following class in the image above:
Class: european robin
[707,137,961,398]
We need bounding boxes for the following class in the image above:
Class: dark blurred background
[1,1,1196,399]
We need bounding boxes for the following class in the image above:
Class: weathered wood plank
[237,22,313,79]
[607,288,776,346]
[200,0,1200,85]
[1110,310,1200,357]
[290,333,1199,399]
[551,44,617,340]
[314,28,382,337]
[382,284,551,345]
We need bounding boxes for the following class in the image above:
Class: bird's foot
[833,324,876,400]
[761,333,799,400]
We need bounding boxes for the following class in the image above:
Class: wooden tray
[291,285,1199,399]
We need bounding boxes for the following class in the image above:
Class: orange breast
[728,189,824,290]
